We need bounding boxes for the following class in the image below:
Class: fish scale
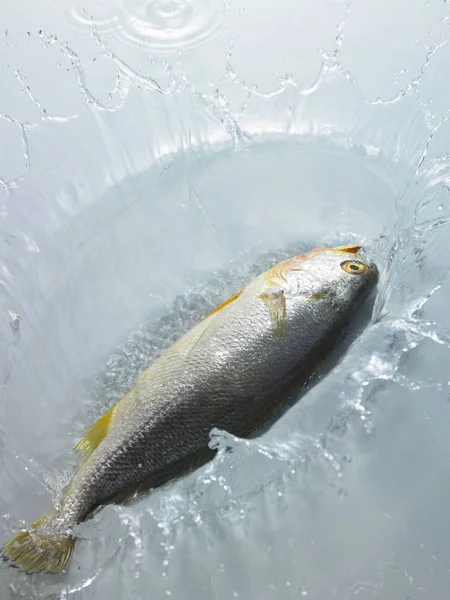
[1,244,378,574]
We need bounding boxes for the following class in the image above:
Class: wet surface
[1,0,450,598]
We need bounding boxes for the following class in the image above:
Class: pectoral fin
[260,290,287,339]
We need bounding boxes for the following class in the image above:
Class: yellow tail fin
[1,515,76,574]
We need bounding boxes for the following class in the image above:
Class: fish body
[2,244,378,573]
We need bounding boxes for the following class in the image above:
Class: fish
[1,244,378,574]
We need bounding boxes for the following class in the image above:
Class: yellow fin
[1,514,76,574]
[74,405,117,458]
[260,290,287,339]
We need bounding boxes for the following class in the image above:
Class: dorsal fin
[74,405,117,458]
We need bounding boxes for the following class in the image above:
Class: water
[1,0,450,598]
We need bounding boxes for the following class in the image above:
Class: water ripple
[69,0,226,56]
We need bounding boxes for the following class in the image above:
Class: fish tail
[1,514,76,574]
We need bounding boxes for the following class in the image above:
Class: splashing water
[1,0,450,598]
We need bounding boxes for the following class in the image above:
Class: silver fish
[1,244,378,573]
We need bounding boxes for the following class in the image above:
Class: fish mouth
[329,244,362,255]
[329,244,378,280]
[304,244,378,283]
[296,244,364,263]
[306,244,362,257]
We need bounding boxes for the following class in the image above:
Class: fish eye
[340,260,368,275]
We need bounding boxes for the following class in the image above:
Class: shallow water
[1,0,450,598]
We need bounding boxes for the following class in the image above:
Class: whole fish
[2,244,378,573]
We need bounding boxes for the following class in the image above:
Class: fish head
[284,244,379,306]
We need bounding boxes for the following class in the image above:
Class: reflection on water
[1,0,450,598]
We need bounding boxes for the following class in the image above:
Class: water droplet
[337,488,348,499]
[8,310,20,331]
